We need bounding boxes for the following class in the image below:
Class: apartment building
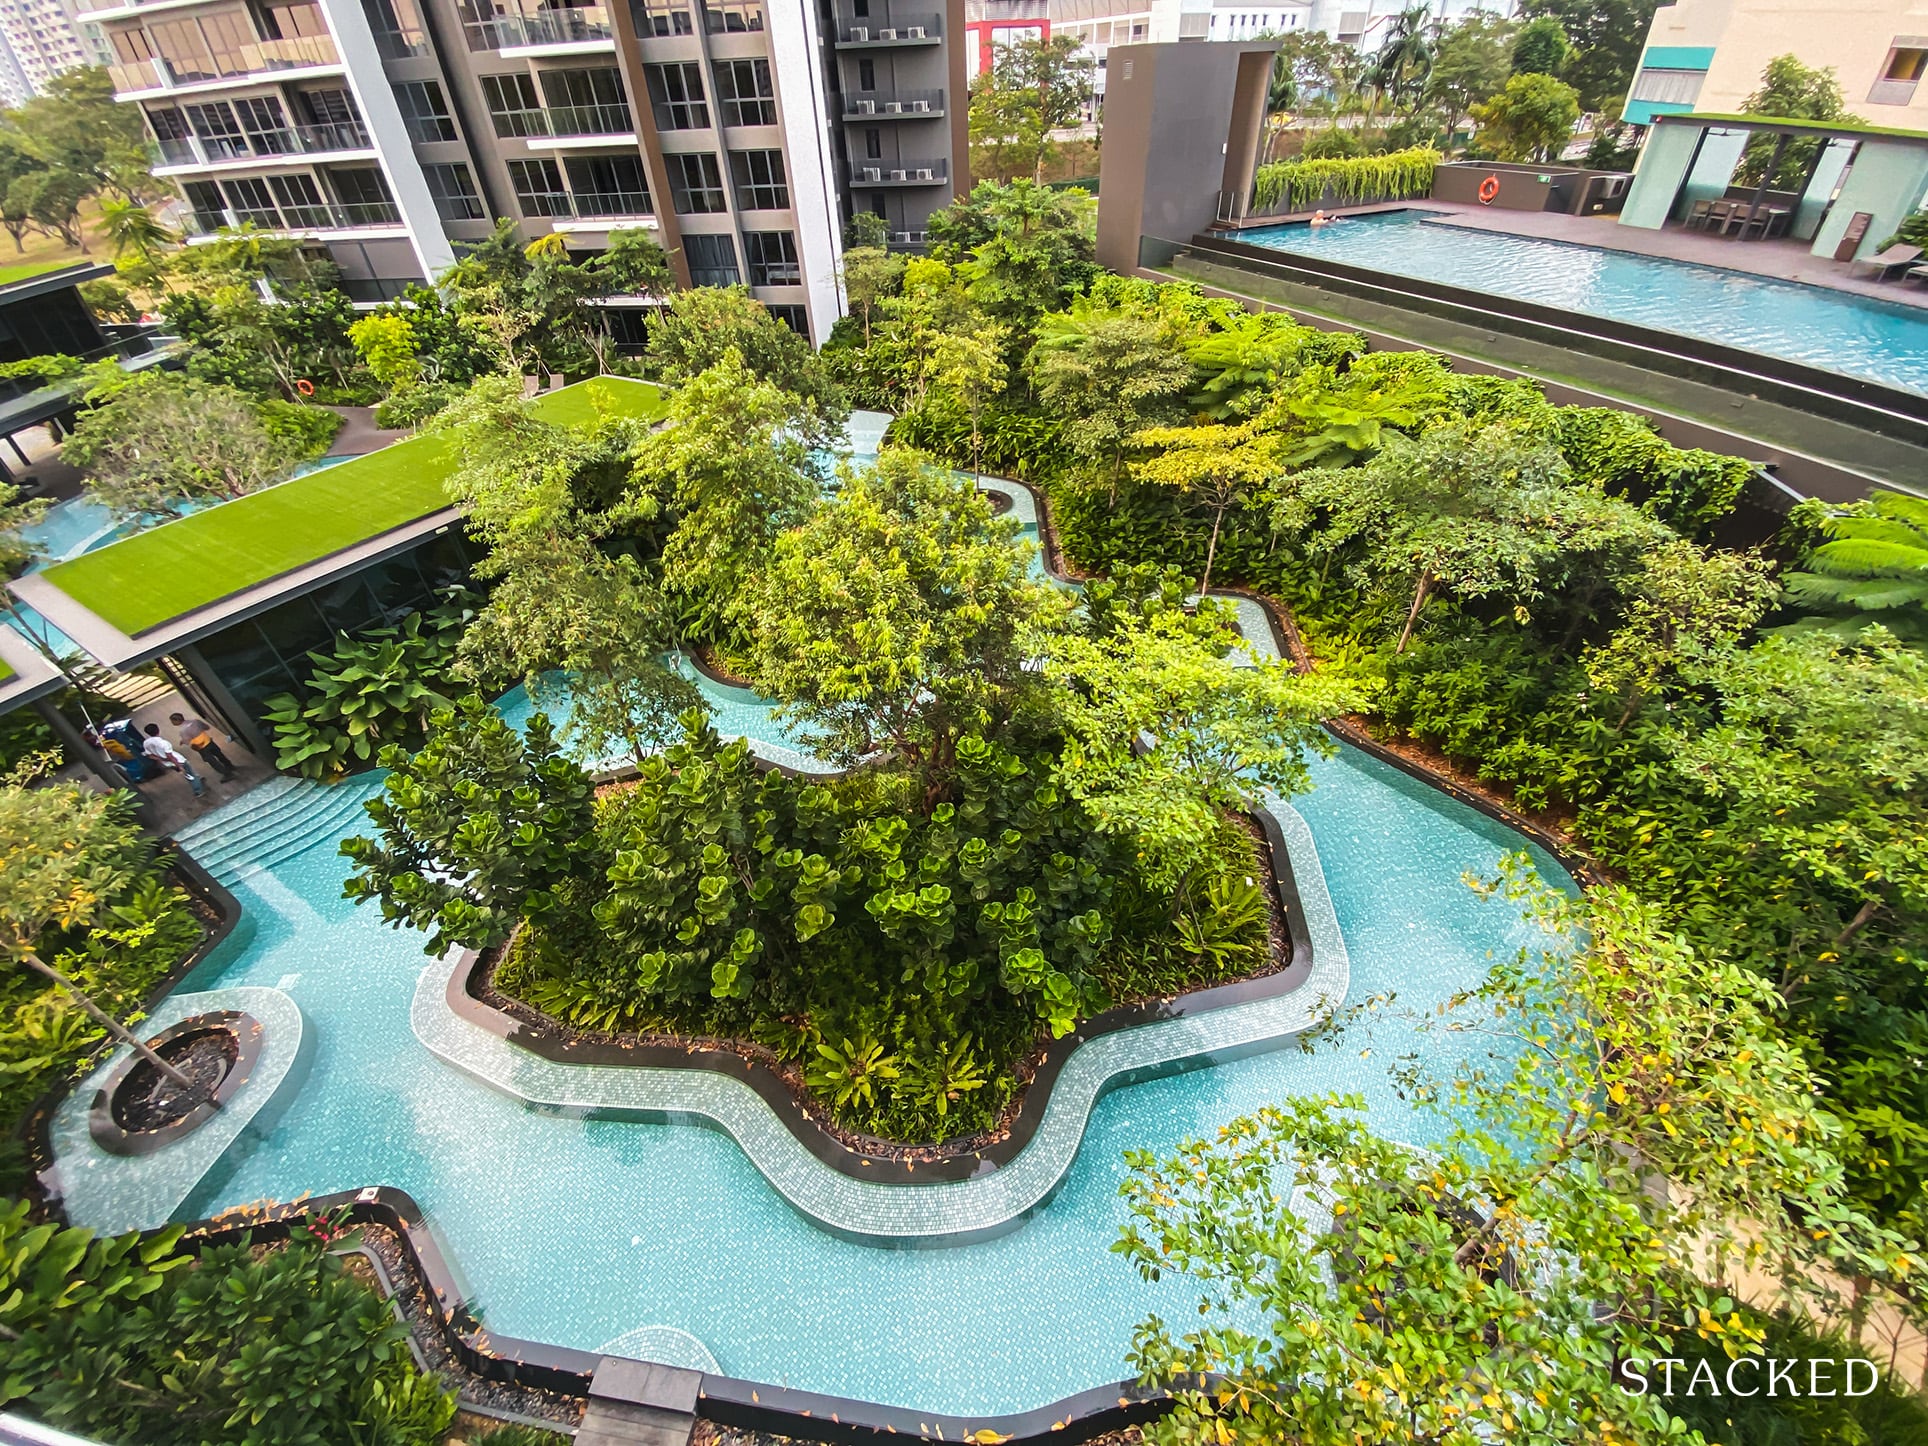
[87,0,968,341]
[0,0,111,99]
[1625,0,1928,130]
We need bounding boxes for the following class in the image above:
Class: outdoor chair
[1908,264,1928,287]
[1848,244,1923,280]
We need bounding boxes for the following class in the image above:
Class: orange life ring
[1477,174,1501,205]
[295,378,315,397]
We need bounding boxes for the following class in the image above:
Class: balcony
[842,88,944,120]
[835,16,939,45]
[519,189,654,220]
[461,3,614,51]
[181,200,404,237]
[106,36,342,96]
[152,121,373,171]
[491,102,636,139]
[701,0,761,31]
[849,158,948,185]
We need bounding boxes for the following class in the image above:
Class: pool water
[1233,210,1928,397]
[120,723,1563,1418]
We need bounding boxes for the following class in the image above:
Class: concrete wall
[1094,39,1275,272]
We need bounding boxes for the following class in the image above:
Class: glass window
[631,0,693,34]
[1627,67,1705,106]
[644,62,709,129]
[268,173,327,227]
[145,104,190,141]
[184,101,248,158]
[564,154,649,215]
[260,1,328,38]
[148,18,215,80]
[298,88,359,126]
[729,148,787,209]
[764,303,807,333]
[665,151,725,212]
[195,13,254,74]
[234,95,291,151]
[1886,46,1927,81]
[743,229,799,285]
[423,162,485,220]
[865,126,881,159]
[394,80,457,142]
[714,58,775,125]
[541,67,629,134]
[482,73,546,136]
[508,157,571,216]
[857,57,874,90]
[683,232,738,285]
[220,176,280,223]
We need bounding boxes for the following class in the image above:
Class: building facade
[0,0,111,100]
[87,0,969,339]
[1624,0,1928,130]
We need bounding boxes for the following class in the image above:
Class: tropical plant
[806,1034,902,1111]
[1781,488,1928,646]
[1251,146,1440,213]
[965,33,1095,184]
[264,608,463,779]
[1470,72,1581,162]
[342,696,596,958]
[642,285,845,443]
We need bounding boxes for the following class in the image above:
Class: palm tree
[1783,488,1928,645]
[97,196,176,264]
[1367,6,1437,116]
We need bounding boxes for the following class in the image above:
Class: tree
[1029,292,1197,483]
[631,349,819,643]
[0,776,204,1099]
[1426,14,1515,137]
[930,179,1098,335]
[1738,54,1858,189]
[966,33,1095,183]
[1271,32,1348,121]
[1509,14,1570,76]
[4,66,154,204]
[844,210,889,250]
[839,245,906,345]
[1367,6,1436,114]
[1117,874,1904,1446]
[1046,604,1356,883]
[739,449,1064,798]
[8,168,88,250]
[342,696,595,957]
[643,284,845,442]
[1130,420,1283,597]
[96,196,175,265]
[63,370,304,520]
[1519,0,1664,112]
[1471,71,1581,162]
[1781,489,1928,647]
[925,324,1008,480]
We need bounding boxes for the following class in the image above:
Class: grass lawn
[0,258,95,286]
[44,376,666,637]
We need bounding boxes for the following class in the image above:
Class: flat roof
[0,625,66,712]
[0,260,112,297]
[1665,112,1928,146]
[16,375,665,667]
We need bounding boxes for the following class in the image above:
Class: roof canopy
[1660,112,1928,148]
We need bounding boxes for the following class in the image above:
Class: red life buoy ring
[295,378,315,397]
[1477,174,1501,205]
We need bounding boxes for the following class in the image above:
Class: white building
[0,0,110,100]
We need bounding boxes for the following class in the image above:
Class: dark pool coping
[447,802,1310,1187]
[88,1008,264,1156]
[168,1186,1180,1445]
[23,849,245,1212]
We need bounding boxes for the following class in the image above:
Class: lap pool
[1230,209,1928,398]
[46,472,1575,1419]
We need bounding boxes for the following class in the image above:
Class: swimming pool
[46,460,1575,1417]
[1232,210,1928,398]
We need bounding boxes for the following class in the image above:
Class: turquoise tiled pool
[48,440,1576,1415]
[1234,209,1928,397]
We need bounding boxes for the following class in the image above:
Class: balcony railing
[522,188,653,219]
[701,0,761,31]
[462,3,613,50]
[182,200,403,236]
[836,15,939,43]
[371,25,430,57]
[153,120,372,168]
[842,88,944,119]
[849,158,948,184]
[106,35,342,94]
[492,102,634,137]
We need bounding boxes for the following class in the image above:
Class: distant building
[0,0,110,98]
[1624,0,1928,130]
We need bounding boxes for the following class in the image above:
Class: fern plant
[1782,488,1928,646]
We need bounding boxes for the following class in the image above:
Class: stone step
[579,1358,699,1446]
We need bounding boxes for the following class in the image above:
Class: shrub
[255,398,343,459]
[1251,146,1440,212]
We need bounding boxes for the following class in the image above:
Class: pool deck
[1407,202,1928,309]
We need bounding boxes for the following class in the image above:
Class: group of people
[88,712,239,802]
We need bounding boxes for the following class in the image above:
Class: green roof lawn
[0,260,90,286]
[45,376,665,637]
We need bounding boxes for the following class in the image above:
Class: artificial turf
[43,376,665,638]
[0,260,90,286]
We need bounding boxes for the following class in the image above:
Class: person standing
[171,711,237,781]
[141,723,205,799]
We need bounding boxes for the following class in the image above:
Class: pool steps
[172,774,384,884]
